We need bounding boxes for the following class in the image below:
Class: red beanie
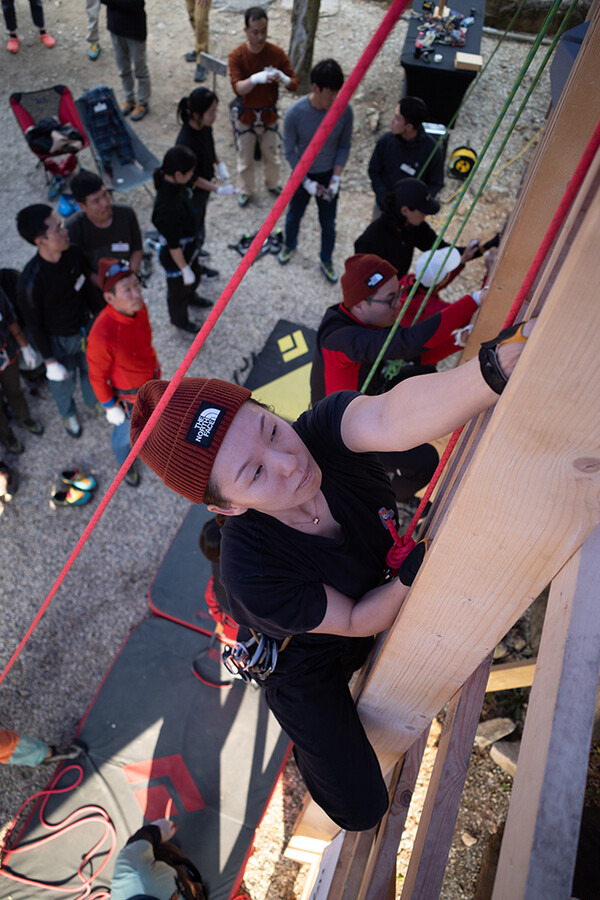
[341,254,397,308]
[130,378,251,504]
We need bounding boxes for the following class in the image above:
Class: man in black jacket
[368,96,444,212]
[102,0,150,121]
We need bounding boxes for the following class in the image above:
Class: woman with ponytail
[176,88,235,279]
[152,145,212,335]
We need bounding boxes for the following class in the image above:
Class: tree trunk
[289,0,321,94]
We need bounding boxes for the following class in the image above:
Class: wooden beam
[492,525,600,899]
[358,150,600,774]
[399,656,492,899]
[461,1,600,361]
[486,658,537,692]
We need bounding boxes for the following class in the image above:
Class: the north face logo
[185,402,226,448]
[366,272,384,289]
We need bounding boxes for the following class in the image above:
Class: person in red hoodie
[86,257,160,486]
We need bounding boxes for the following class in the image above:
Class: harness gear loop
[221,629,292,682]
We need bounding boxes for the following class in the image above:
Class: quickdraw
[221,629,291,683]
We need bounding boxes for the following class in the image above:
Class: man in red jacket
[86,257,160,486]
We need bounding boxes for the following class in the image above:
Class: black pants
[0,359,30,444]
[264,638,389,832]
[2,0,45,31]
[378,443,439,503]
[165,258,200,328]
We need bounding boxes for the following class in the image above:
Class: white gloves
[328,175,341,197]
[151,818,177,843]
[106,404,126,426]
[217,161,230,181]
[45,361,68,381]
[471,286,488,307]
[250,70,269,85]
[216,184,236,195]
[276,70,291,87]
[453,325,473,348]
[303,177,319,196]
[181,265,195,286]
[20,344,37,370]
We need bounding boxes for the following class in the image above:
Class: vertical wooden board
[491,526,600,900]
[461,2,600,361]
[358,162,600,768]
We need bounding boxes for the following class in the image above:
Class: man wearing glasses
[310,253,480,504]
[86,258,160,487]
[16,205,99,438]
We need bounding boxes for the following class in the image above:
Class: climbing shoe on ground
[50,486,93,508]
[60,469,97,491]
[320,260,339,284]
[88,42,100,60]
[278,246,295,265]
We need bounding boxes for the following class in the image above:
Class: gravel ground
[0,1,555,897]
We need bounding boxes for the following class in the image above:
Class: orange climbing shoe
[39,31,56,48]
[7,34,20,52]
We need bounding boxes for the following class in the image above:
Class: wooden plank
[486,658,537,692]
[358,151,600,774]
[400,656,492,899]
[362,728,429,900]
[461,2,600,361]
[326,826,378,900]
[492,525,600,900]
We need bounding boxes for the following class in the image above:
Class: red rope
[401,117,600,544]
[0,0,410,687]
[0,764,115,899]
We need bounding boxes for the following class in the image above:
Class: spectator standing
[101,0,150,121]
[368,97,444,214]
[279,58,352,284]
[0,282,42,454]
[16,204,98,438]
[228,5,298,207]
[86,258,160,486]
[2,0,55,52]
[184,0,211,84]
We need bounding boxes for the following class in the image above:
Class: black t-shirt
[354,215,444,279]
[176,122,216,185]
[152,180,197,271]
[68,206,142,274]
[219,392,397,679]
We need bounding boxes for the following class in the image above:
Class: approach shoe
[43,744,82,763]
[121,99,135,116]
[60,468,97,492]
[189,293,213,308]
[320,260,339,284]
[238,192,250,208]
[88,42,101,60]
[278,246,295,265]
[2,430,24,455]
[184,49,196,62]
[200,265,219,281]
[39,30,56,48]
[7,35,20,53]
[64,414,82,438]
[179,321,200,334]
[124,463,141,487]
[20,418,44,436]
[50,486,92,508]
[130,103,149,121]
[194,64,208,83]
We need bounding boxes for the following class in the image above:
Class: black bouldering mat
[2,618,290,900]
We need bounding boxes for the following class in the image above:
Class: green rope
[360,0,565,394]
[416,0,531,184]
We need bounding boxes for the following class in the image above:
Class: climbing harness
[221,629,291,683]
[229,97,280,154]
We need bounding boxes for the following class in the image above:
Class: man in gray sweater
[279,58,352,284]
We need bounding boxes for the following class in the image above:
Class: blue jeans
[47,332,97,419]
[111,403,133,465]
[284,171,338,265]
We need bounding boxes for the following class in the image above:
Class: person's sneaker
[238,192,250,208]
[39,31,56,48]
[179,321,200,334]
[184,49,196,62]
[124,463,141,487]
[7,34,19,53]
[88,42,101,60]
[130,103,149,121]
[64,414,82,438]
[121,99,135,116]
[3,431,23,454]
[320,260,339,284]
[189,293,213,308]
[43,744,82,764]
[200,265,219,281]
[20,418,44,436]
[199,247,210,258]
[278,246,295,265]
[268,186,282,196]
[194,64,207,83]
